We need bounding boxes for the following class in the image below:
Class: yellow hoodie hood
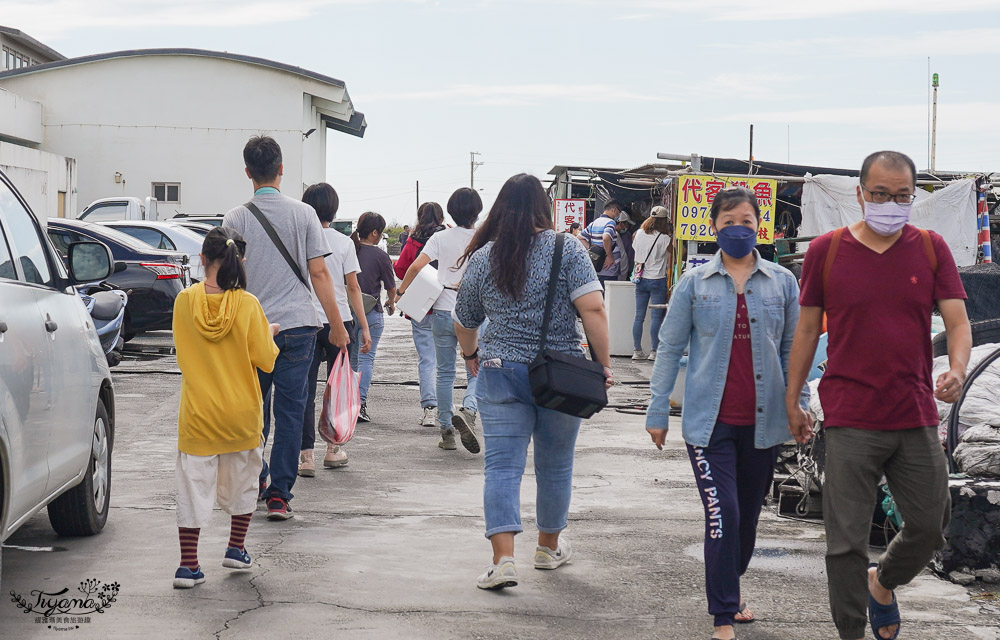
[190,282,243,342]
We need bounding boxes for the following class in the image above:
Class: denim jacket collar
[701,249,774,281]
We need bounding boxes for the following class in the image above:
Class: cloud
[1,0,371,39]
[365,83,679,106]
[693,101,995,135]
[714,28,1000,58]
[575,0,1000,21]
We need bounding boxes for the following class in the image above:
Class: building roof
[0,47,366,137]
[0,25,65,62]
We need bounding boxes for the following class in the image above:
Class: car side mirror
[114,261,127,274]
[67,241,113,283]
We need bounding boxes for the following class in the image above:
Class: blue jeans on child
[633,277,667,352]
[258,326,318,502]
[478,361,582,538]
[431,310,478,430]
[409,315,437,408]
[358,310,385,403]
[687,421,779,628]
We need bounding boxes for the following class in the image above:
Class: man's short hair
[603,199,624,215]
[403,225,410,230]
[860,151,917,187]
[244,136,283,183]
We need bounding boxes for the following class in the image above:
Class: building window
[152,182,181,204]
[2,46,32,71]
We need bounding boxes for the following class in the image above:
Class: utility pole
[470,151,483,189]
[416,180,420,209]
[931,72,940,173]
[748,124,754,168]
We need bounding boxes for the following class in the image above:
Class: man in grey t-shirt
[223,136,349,521]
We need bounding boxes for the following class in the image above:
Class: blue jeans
[300,322,357,452]
[432,310,478,430]
[479,362,582,538]
[358,310,385,403]
[258,326,318,502]
[633,277,668,351]
[687,422,778,627]
[410,315,437,408]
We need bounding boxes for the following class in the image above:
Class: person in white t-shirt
[298,183,371,477]
[397,188,484,454]
[630,205,672,362]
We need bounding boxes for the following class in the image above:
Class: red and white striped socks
[179,527,200,570]
[228,513,252,550]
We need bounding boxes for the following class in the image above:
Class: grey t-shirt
[222,192,329,330]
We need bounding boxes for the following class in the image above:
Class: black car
[47,219,187,340]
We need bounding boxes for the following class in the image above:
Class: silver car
[0,169,116,547]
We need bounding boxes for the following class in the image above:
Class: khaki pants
[823,426,950,639]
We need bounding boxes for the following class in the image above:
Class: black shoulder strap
[536,232,565,359]
[245,202,308,288]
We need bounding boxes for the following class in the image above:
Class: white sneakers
[420,406,439,428]
[632,349,647,361]
[534,538,573,570]
[648,350,657,361]
[477,556,518,590]
[478,538,573,590]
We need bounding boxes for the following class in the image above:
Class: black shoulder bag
[245,202,309,290]
[528,233,609,419]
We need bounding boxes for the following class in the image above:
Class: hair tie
[226,239,235,247]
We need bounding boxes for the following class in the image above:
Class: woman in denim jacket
[646,188,808,640]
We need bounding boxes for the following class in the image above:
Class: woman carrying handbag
[630,205,672,361]
[453,174,613,591]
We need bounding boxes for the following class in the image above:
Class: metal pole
[469,152,483,189]
[416,180,420,209]
[749,124,754,167]
[931,73,939,173]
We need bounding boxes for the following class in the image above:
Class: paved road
[2,314,998,639]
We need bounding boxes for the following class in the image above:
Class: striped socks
[228,513,252,551]
[179,527,200,570]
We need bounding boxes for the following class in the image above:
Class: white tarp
[800,175,979,266]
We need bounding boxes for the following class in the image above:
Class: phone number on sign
[677,205,715,240]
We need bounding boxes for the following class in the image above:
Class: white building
[0,30,366,219]
[0,26,75,220]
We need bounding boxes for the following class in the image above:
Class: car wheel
[47,399,112,536]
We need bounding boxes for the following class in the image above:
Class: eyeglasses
[860,183,917,204]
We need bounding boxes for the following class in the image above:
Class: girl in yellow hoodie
[172,227,279,588]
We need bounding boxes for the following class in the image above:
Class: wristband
[462,348,479,361]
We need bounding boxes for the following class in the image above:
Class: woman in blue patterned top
[453,174,613,591]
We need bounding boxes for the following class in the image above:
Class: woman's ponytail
[202,227,247,291]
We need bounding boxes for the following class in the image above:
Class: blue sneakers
[223,546,252,570]
[173,566,206,589]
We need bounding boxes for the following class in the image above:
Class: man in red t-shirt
[785,151,971,640]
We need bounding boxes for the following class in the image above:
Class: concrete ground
[1,313,998,639]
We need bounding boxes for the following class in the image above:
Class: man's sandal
[868,564,901,640]
[734,602,755,624]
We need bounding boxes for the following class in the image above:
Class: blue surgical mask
[716,225,757,259]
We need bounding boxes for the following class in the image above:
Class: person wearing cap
[581,200,624,285]
[615,211,637,282]
[630,206,672,360]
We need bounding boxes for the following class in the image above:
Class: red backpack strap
[918,228,938,272]
[822,227,844,296]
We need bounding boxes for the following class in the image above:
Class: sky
[5,0,1000,224]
